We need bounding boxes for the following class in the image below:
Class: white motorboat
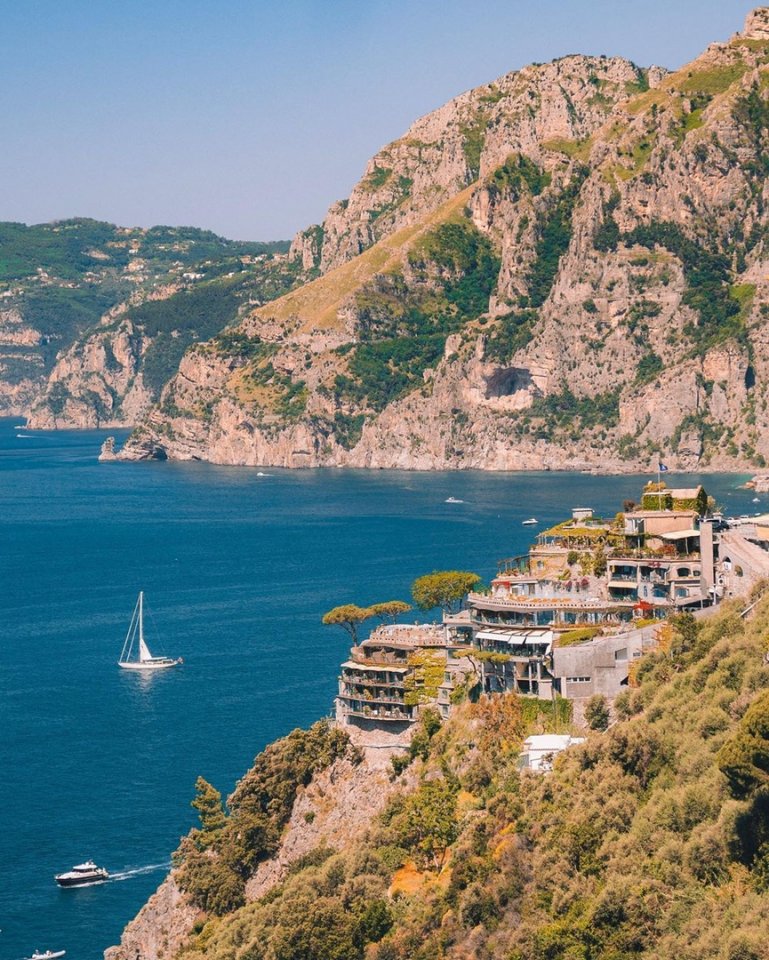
[445,497,464,504]
[29,951,66,960]
[522,518,538,526]
[55,859,109,887]
[118,592,182,671]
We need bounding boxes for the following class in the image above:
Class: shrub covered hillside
[168,593,769,960]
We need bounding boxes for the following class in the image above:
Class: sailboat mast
[139,591,144,645]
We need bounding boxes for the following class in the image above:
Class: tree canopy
[411,571,481,613]
[368,600,412,623]
[322,600,412,642]
[321,604,373,644]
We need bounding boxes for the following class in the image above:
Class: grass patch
[678,63,747,96]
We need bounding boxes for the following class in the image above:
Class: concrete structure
[336,622,474,738]
[519,734,585,772]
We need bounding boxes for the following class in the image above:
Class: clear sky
[0,0,757,241]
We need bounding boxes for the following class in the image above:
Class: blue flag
[658,461,669,472]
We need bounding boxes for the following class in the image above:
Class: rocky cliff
[106,727,409,960]
[113,9,769,473]
[0,219,291,425]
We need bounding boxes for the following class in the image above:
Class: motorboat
[30,951,66,959]
[55,860,109,887]
[445,497,464,504]
[522,518,538,526]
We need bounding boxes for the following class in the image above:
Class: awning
[475,629,551,646]
[659,529,700,541]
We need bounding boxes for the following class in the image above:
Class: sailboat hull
[118,658,181,671]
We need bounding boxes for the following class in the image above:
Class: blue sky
[0,0,756,240]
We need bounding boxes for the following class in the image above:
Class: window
[614,648,627,662]
[567,676,591,683]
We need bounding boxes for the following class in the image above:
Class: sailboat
[118,592,182,671]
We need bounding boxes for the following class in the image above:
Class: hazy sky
[0,0,757,240]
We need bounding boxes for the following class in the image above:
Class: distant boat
[29,952,66,960]
[256,471,272,477]
[522,518,538,526]
[55,860,109,887]
[445,497,464,504]
[753,497,761,503]
[118,592,182,671]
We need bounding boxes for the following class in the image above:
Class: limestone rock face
[104,875,200,960]
[121,9,769,473]
[27,313,154,429]
[0,307,44,415]
[301,55,649,276]
[742,7,769,38]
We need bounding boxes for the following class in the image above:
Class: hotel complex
[336,482,769,740]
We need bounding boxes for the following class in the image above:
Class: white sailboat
[118,592,182,671]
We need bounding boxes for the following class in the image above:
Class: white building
[519,734,585,772]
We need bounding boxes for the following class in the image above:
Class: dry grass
[247,187,476,336]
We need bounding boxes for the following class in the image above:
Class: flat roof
[341,660,410,673]
[659,529,700,541]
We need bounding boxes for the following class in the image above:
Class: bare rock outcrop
[104,875,200,960]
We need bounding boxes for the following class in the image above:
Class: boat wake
[109,861,172,882]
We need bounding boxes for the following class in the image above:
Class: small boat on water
[118,592,182,671]
[29,951,66,960]
[55,860,109,887]
[522,518,538,526]
[753,497,761,503]
[445,497,464,504]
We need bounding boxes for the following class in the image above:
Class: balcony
[339,673,405,689]
[338,690,407,707]
[338,704,413,723]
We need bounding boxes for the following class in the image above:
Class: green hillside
[170,594,769,960]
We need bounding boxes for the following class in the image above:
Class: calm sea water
[0,419,759,959]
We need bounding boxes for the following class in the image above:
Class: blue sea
[0,419,760,959]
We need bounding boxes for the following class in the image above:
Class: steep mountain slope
[0,218,290,423]
[108,595,769,960]
[26,255,302,428]
[120,9,769,471]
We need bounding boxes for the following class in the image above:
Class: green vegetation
[556,626,602,647]
[176,720,357,916]
[333,219,500,417]
[321,599,412,642]
[0,218,286,283]
[594,217,744,352]
[635,350,664,384]
[23,286,120,368]
[483,308,538,363]
[679,63,746,96]
[524,168,588,308]
[459,117,490,179]
[131,282,245,398]
[363,166,394,191]
[484,154,551,201]
[403,650,446,707]
[411,570,481,613]
[734,84,769,179]
[584,693,611,730]
[528,386,621,438]
[176,596,769,960]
